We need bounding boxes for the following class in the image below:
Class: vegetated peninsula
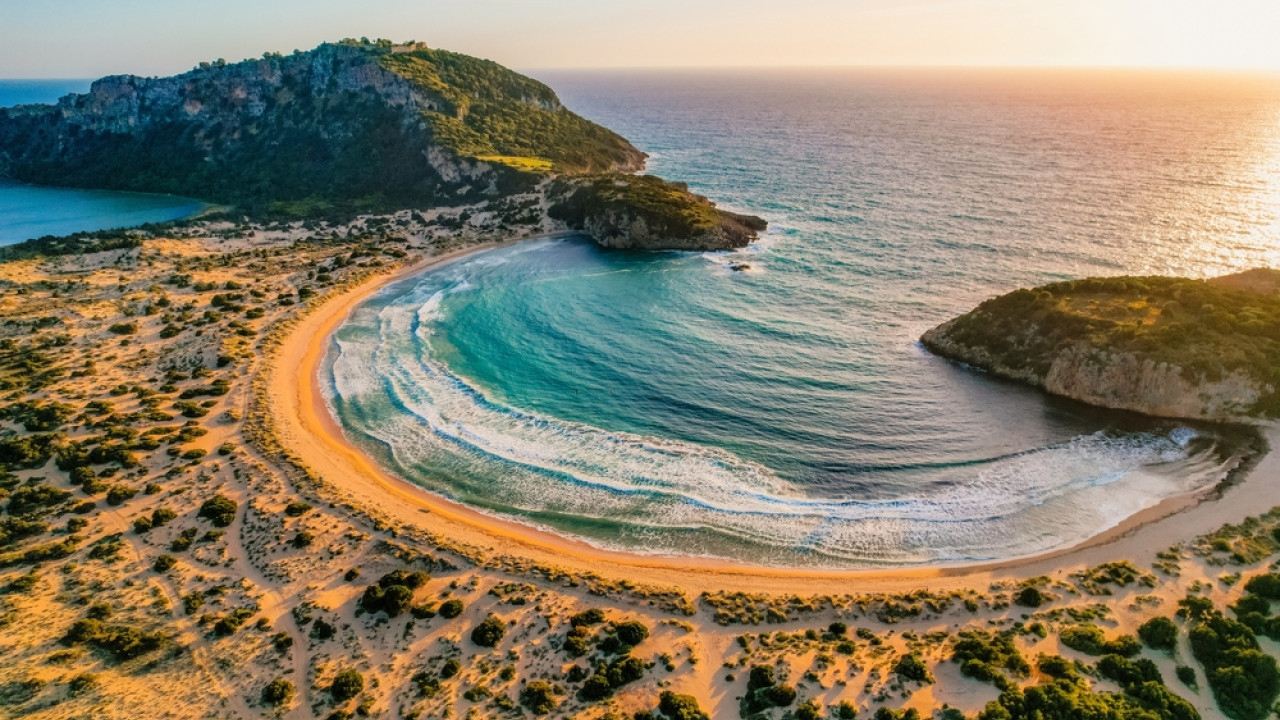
[0,39,764,251]
[922,269,1280,421]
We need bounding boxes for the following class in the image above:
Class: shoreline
[268,237,1280,594]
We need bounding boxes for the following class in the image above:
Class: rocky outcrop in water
[921,271,1280,422]
[549,174,767,251]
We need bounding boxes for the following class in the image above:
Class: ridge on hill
[0,39,766,250]
[0,39,644,218]
[921,269,1280,422]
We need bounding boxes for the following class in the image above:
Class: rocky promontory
[0,41,643,214]
[0,39,764,251]
[921,270,1280,422]
[548,174,767,251]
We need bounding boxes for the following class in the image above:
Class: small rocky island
[922,269,1280,422]
[0,40,764,252]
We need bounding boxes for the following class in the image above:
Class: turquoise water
[0,80,203,245]
[327,70,1280,567]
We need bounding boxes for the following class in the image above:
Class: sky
[2,0,1280,78]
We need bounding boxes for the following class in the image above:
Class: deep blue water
[327,69,1280,567]
[0,80,203,245]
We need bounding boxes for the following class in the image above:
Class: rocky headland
[922,269,1280,422]
[0,39,764,251]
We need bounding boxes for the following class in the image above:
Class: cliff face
[921,272,1280,422]
[922,321,1267,421]
[0,41,645,214]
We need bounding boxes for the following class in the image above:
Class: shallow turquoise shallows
[326,69,1280,567]
[0,81,203,245]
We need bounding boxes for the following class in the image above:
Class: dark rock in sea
[729,263,751,272]
[548,174,768,252]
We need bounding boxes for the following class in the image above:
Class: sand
[3,224,1275,720]
[269,238,1280,596]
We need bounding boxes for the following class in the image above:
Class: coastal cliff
[921,270,1280,422]
[0,41,643,215]
[0,39,764,250]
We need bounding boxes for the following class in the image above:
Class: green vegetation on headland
[0,39,644,218]
[549,174,767,251]
[922,270,1280,420]
[378,46,642,174]
[0,38,766,250]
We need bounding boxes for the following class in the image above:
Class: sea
[324,69,1280,568]
[0,80,204,245]
[7,73,1280,568]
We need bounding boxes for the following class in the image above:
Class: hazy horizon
[3,0,1280,79]
[6,66,1280,85]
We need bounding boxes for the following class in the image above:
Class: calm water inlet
[0,81,204,245]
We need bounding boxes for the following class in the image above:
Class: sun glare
[1111,0,1280,70]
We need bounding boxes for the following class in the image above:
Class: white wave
[322,243,1233,566]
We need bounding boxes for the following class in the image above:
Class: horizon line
[5,63,1280,82]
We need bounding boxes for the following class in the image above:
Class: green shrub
[262,677,294,706]
[952,631,1030,684]
[1141,614,1177,648]
[796,700,823,720]
[438,598,464,618]
[1037,655,1079,682]
[3,571,39,593]
[1243,573,1280,600]
[1060,624,1142,657]
[359,570,430,617]
[471,615,505,647]
[67,672,98,696]
[749,664,775,689]
[615,620,650,647]
[766,684,797,706]
[6,484,72,517]
[329,668,364,701]
[0,517,47,547]
[105,484,137,506]
[563,632,589,657]
[893,653,934,684]
[153,555,177,572]
[197,495,237,526]
[570,608,606,627]
[520,680,557,714]
[61,618,166,661]
[1015,586,1046,607]
[1097,654,1162,687]
[659,691,709,720]
[1188,612,1279,720]
[580,673,612,700]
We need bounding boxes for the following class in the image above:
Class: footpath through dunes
[264,244,1280,595]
